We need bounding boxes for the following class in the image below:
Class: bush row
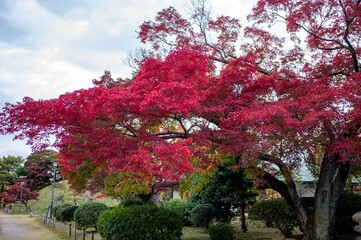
[98,205,183,240]
[50,191,361,239]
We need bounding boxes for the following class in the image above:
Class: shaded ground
[0,210,68,240]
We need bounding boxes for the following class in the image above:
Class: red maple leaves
[0,1,360,202]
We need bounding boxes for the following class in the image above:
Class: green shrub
[335,191,361,234]
[121,198,144,208]
[189,204,217,228]
[209,222,234,240]
[57,205,78,222]
[163,199,189,225]
[97,205,183,240]
[248,199,299,238]
[53,203,72,220]
[74,202,109,230]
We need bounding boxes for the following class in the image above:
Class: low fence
[2,206,34,216]
[36,214,105,240]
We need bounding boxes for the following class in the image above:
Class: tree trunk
[302,154,349,240]
[260,152,350,240]
[241,205,247,233]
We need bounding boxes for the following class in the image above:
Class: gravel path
[0,210,67,240]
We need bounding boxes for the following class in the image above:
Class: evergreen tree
[0,156,24,193]
[191,160,257,232]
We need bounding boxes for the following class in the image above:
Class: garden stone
[353,211,361,239]
[353,212,361,224]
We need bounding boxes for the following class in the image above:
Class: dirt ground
[0,210,68,240]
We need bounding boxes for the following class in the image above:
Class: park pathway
[0,210,67,240]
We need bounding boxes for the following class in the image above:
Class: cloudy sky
[0,0,258,158]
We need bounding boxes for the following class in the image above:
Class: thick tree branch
[258,153,310,229]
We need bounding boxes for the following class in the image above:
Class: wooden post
[59,221,62,233]
[74,226,77,240]
[91,232,94,240]
[68,224,71,238]
[82,229,86,240]
[64,222,67,235]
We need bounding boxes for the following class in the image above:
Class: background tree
[3,181,39,208]
[25,149,58,167]
[0,1,360,239]
[24,160,52,191]
[15,166,27,179]
[103,171,172,203]
[0,156,24,193]
[0,191,16,207]
[188,156,257,232]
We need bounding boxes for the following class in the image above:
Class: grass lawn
[182,227,209,240]
[182,220,302,240]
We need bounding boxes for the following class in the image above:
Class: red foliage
[0,192,16,204]
[2,181,39,208]
[24,160,52,191]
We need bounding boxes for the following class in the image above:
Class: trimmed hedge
[163,199,189,225]
[74,202,109,230]
[97,205,183,240]
[57,205,78,222]
[209,222,234,240]
[189,204,217,228]
[121,198,144,208]
[248,199,299,238]
[53,203,72,220]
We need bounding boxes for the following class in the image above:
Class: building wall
[172,184,181,199]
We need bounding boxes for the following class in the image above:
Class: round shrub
[209,222,234,240]
[248,199,299,238]
[74,202,109,230]
[121,198,144,208]
[57,205,78,222]
[189,204,217,228]
[97,205,183,240]
[53,203,72,220]
[163,199,188,225]
[335,191,361,234]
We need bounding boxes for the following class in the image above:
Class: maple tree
[1,181,39,209]
[0,0,360,239]
[23,160,52,191]
[0,192,16,206]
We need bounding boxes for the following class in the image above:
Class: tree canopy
[24,160,52,191]
[25,149,58,168]
[5,181,39,208]
[0,0,360,239]
[0,155,24,193]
